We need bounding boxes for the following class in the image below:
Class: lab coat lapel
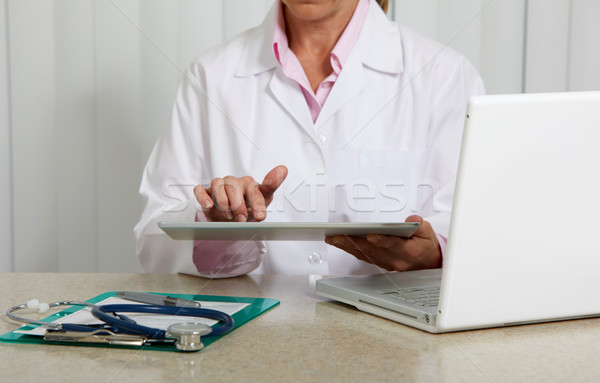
[268,70,316,137]
[314,55,367,128]
[236,3,317,141]
[314,1,404,129]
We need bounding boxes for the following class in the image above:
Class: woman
[134,0,485,277]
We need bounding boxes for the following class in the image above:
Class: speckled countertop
[1,273,599,382]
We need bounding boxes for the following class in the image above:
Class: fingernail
[203,200,212,209]
[237,214,247,222]
[254,210,265,219]
[368,235,380,244]
[224,210,233,220]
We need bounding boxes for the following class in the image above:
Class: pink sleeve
[192,209,265,277]
[436,233,447,267]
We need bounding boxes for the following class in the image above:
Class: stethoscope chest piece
[166,322,212,351]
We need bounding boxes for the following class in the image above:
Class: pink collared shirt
[272,0,369,122]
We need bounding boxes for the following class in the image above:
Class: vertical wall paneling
[139,1,179,174]
[223,0,275,42]
[54,0,97,271]
[395,0,484,75]
[394,0,526,95]
[178,0,224,69]
[435,0,484,71]
[94,0,143,272]
[568,0,600,91]
[0,0,12,272]
[524,0,571,92]
[478,0,526,94]
[394,0,439,40]
[9,0,58,271]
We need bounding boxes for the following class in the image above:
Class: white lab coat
[134,0,485,277]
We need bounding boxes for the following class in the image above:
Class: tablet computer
[158,221,420,241]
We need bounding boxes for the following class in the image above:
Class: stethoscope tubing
[91,304,235,338]
[6,301,235,340]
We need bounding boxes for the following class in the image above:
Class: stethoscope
[6,299,234,351]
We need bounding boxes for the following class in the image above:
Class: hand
[193,165,288,222]
[325,215,442,271]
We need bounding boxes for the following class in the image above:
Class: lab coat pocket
[353,148,426,219]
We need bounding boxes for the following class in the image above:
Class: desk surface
[1,273,599,382]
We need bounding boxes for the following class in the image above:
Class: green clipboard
[0,291,279,352]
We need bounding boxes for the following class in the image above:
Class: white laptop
[316,91,600,333]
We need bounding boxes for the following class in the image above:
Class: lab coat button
[319,134,327,145]
[307,251,324,265]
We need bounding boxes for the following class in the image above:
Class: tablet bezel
[158,221,420,241]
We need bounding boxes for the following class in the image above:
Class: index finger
[259,165,288,200]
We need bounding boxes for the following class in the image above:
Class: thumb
[405,215,423,224]
[405,214,425,237]
[259,165,288,198]
[405,215,434,239]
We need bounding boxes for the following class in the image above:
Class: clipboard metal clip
[44,329,148,347]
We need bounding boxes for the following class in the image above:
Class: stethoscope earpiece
[25,299,50,313]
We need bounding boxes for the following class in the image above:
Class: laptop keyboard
[379,286,440,308]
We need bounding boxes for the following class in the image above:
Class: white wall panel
[94,0,143,272]
[224,0,275,41]
[569,0,600,91]
[479,0,526,94]
[0,0,12,272]
[54,0,97,272]
[395,0,439,40]
[525,0,571,92]
[396,0,526,95]
[178,1,224,70]
[139,1,179,165]
[436,0,484,70]
[9,0,58,271]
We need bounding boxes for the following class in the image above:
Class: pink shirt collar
[272,0,369,122]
